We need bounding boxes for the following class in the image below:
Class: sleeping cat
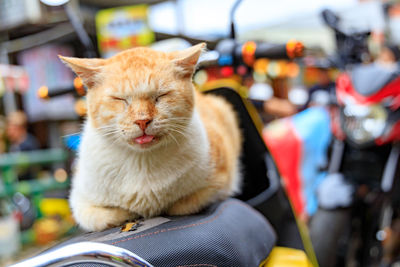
[60,43,242,231]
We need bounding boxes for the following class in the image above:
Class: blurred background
[0,0,400,266]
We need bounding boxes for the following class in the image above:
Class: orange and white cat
[60,43,241,231]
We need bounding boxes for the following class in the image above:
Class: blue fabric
[291,107,331,215]
[64,134,81,151]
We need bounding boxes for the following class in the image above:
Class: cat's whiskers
[167,123,189,132]
[167,132,180,146]
[99,132,119,139]
[169,124,188,132]
[155,121,190,141]
[97,125,119,132]
[98,129,121,137]
[97,124,115,129]
[156,117,191,125]
[98,127,115,134]
[107,134,123,147]
[98,130,119,135]
[167,128,188,140]
[96,127,125,143]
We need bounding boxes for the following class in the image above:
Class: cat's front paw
[74,205,135,231]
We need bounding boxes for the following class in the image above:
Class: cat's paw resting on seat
[72,201,135,232]
[60,43,241,231]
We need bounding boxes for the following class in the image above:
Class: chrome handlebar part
[9,241,154,267]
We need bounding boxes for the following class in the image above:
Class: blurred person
[263,97,297,118]
[356,0,386,49]
[6,111,39,152]
[338,0,386,56]
[263,77,297,118]
[376,44,400,66]
[248,82,297,121]
[306,68,335,107]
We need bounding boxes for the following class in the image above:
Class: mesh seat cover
[55,199,276,267]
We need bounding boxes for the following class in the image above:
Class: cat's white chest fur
[69,110,211,219]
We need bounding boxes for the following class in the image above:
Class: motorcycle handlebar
[252,40,304,60]
[37,77,85,99]
[200,39,304,68]
[37,86,74,99]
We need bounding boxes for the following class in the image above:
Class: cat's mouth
[133,134,155,145]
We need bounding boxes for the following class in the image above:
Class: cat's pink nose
[135,119,152,131]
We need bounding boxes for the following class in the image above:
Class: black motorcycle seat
[50,198,276,267]
[351,63,399,97]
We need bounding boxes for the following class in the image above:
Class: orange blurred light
[277,61,287,78]
[254,58,269,74]
[242,41,257,66]
[73,77,85,96]
[37,86,49,99]
[286,40,304,59]
[74,98,87,116]
[286,62,300,78]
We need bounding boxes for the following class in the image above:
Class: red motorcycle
[309,9,400,267]
[334,65,400,147]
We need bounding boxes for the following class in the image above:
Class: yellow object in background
[96,4,155,58]
[262,247,313,267]
[39,198,71,219]
[37,86,49,99]
[33,218,60,245]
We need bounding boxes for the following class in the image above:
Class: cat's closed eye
[155,92,170,103]
[110,96,128,105]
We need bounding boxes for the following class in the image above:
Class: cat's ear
[59,56,105,88]
[172,43,206,78]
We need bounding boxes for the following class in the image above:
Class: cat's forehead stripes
[109,47,169,65]
[105,68,169,99]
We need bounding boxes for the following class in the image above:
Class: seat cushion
[55,198,276,267]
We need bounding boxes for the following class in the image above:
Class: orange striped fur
[60,43,241,231]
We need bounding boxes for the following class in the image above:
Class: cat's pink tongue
[134,134,154,144]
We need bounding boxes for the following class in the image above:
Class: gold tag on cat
[120,220,143,232]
